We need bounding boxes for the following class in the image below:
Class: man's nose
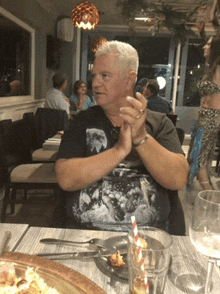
[92,75,101,87]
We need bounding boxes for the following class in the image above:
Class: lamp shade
[71,1,99,30]
[91,37,107,53]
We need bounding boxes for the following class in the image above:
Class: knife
[0,231,11,255]
[37,248,127,260]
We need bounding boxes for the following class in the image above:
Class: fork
[40,237,116,251]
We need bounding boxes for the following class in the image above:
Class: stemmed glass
[189,190,220,293]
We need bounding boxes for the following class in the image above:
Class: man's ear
[125,71,137,89]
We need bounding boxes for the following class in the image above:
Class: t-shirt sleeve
[148,113,184,155]
[56,114,86,160]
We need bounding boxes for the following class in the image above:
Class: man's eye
[102,73,109,78]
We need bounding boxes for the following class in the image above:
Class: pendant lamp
[71,1,99,30]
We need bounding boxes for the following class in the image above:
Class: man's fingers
[135,92,147,108]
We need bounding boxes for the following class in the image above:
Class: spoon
[40,237,116,251]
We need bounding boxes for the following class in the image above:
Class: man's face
[142,86,150,98]
[92,54,128,108]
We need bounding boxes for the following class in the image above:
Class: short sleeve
[146,110,183,155]
[56,114,86,159]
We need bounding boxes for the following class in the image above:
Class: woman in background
[70,80,92,112]
[187,35,220,195]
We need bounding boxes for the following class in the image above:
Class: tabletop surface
[0,223,29,252]
[12,226,220,294]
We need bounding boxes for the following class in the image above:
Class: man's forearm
[55,146,127,192]
[135,135,189,190]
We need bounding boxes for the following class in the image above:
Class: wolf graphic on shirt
[70,128,171,232]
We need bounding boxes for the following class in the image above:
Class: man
[9,80,22,96]
[45,73,70,116]
[144,79,173,114]
[55,41,189,234]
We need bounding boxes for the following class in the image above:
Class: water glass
[127,227,173,294]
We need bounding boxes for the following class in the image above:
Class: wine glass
[189,190,220,293]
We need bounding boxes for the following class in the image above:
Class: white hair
[95,40,139,77]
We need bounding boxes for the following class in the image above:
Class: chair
[0,118,33,189]
[176,127,185,146]
[0,116,59,223]
[1,162,58,222]
[35,108,69,148]
[167,114,178,126]
[28,108,68,163]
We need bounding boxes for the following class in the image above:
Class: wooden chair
[0,115,59,223]
[166,114,178,126]
[35,108,69,147]
[176,127,185,146]
[30,108,68,162]
[1,162,58,222]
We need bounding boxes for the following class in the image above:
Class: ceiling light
[71,1,99,30]
[91,36,107,53]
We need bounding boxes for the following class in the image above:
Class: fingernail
[126,96,132,101]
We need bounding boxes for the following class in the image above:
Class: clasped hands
[117,92,147,154]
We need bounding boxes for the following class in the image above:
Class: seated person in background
[134,77,148,96]
[9,80,23,96]
[144,79,173,114]
[55,41,189,235]
[44,73,70,116]
[70,80,93,112]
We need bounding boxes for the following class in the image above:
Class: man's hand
[115,122,132,157]
[119,92,147,144]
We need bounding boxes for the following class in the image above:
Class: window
[0,7,35,100]
[183,38,205,107]
[84,32,173,100]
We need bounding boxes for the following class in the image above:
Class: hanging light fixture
[91,36,107,53]
[71,1,99,30]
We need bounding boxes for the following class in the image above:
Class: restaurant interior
[1,1,220,293]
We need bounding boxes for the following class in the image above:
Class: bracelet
[132,133,149,148]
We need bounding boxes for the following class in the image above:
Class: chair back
[167,114,178,126]
[35,108,69,147]
[176,127,185,146]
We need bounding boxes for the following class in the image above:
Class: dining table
[42,133,62,151]
[0,225,216,294]
[0,223,29,252]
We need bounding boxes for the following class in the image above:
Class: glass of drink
[189,190,220,293]
[127,227,173,294]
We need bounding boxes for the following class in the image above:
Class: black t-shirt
[57,106,184,232]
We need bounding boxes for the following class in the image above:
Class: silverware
[40,237,115,251]
[0,231,11,255]
[37,248,127,260]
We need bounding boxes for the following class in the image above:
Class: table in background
[0,223,29,252]
[14,227,220,294]
[42,133,61,151]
